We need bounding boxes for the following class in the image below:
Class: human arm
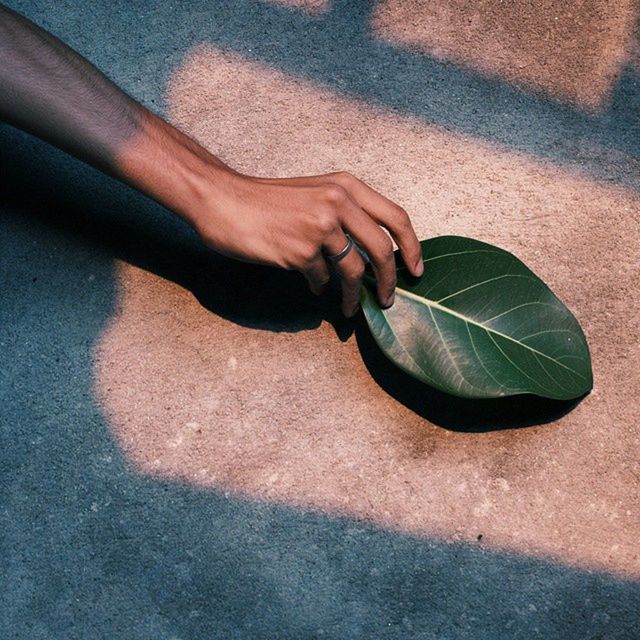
[0,3,424,316]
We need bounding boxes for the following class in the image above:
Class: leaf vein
[375,304,440,388]
[483,301,557,324]
[437,274,538,304]
[465,321,523,394]
[519,328,578,342]
[423,249,505,264]
[395,287,587,381]
[533,352,564,391]
[428,307,483,394]
[486,331,554,393]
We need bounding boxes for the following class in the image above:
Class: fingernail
[414,259,424,276]
[384,292,395,308]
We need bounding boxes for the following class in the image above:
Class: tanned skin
[0,4,424,317]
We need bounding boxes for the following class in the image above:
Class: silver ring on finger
[325,234,354,264]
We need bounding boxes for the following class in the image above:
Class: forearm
[0,5,423,315]
[0,3,236,228]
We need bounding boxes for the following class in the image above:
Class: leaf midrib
[394,286,587,381]
[363,288,442,389]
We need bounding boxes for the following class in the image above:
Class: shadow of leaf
[353,312,583,432]
[0,129,583,426]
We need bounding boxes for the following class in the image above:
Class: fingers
[335,192,398,308]
[323,228,366,318]
[302,255,330,296]
[329,172,423,277]
[257,172,422,317]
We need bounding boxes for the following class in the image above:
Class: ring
[325,234,354,264]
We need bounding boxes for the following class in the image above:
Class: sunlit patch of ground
[370,0,637,113]
[262,0,331,15]
[93,46,640,578]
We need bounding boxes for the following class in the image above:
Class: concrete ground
[1,1,639,638]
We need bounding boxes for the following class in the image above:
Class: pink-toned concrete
[93,47,640,578]
[371,0,637,112]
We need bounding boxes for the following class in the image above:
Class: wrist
[114,107,239,231]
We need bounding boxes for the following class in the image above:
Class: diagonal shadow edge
[18,0,638,191]
[1,126,589,430]
[3,136,640,639]
[0,125,355,339]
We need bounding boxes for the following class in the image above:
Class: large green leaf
[360,236,593,400]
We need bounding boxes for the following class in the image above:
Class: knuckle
[323,184,347,205]
[345,261,365,281]
[316,210,337,234]
[333,170,356,185]
[283,249,315,271]
[286,255,304,270]
[300,244,321,266]
[394,205,411,227]
[279,257,296,270]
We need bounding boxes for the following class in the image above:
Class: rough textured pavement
[1,1,639,638]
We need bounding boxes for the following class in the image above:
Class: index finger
[329,172,423,277]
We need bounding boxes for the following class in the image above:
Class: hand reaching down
[1,3,424,317]
[193,170,424,317]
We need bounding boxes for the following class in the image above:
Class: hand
[195,170,424,317]
[0,6,423,319]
